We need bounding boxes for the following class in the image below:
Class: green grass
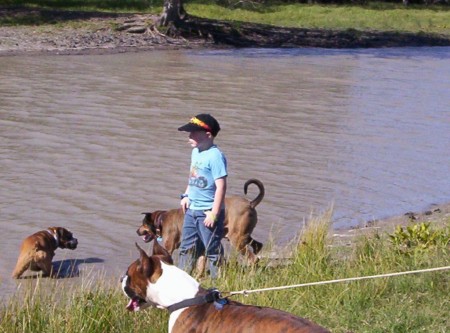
[185,2,450,35]
[1,1,449,35]
[1,211,449,333]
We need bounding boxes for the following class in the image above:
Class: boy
[177,114,227,279]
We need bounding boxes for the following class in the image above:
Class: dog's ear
[56,227,73,240]
[55,227,65,238]
[141,212,153,225]
[141,212,152,219]
[152,240,174,265]
[135,242,153,276]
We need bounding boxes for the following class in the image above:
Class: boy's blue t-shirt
[188,145,227,211]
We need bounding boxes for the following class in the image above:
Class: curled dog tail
[244,179,265,209]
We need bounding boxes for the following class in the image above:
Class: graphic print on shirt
[188,163,208,189]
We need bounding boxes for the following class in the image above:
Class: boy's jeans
[178,208,224,279]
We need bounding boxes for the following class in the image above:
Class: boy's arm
[180,185,190,213]
[204,176,227,227]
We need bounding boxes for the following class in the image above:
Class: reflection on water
[1,47,449,300]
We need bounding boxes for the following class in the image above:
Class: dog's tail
[244,179,265,209]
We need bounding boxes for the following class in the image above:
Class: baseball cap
[178,114,221,137]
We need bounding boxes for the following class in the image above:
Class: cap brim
[178,123,205,132]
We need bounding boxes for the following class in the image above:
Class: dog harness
[167,288,228,314]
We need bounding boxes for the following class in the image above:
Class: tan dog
[137,179,264,264]
[121,240,331,333]
[12,227,78,279]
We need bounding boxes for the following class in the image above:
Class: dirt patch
[0,8,216,56]
[1,6,450,57]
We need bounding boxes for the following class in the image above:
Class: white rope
[226,266,450,297]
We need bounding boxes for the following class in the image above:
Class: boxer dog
[137,179,264,265]
[121,240,331,333]
[12,227,78,279]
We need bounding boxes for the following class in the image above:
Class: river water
[1,47,449,300]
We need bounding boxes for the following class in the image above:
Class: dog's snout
[121,274,136,299]
[68,238,78,249]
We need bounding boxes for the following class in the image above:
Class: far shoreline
[1,8,450,57]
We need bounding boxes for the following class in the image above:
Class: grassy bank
[1,1,449,36]
[1,211,449,333]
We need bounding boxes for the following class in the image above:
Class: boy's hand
[204,211,217,227]
[180,197,189,213]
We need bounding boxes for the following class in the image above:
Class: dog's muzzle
[137,227,157,243]
[142,233,155,243]
[65,238,78,250]
[121,274,148,312]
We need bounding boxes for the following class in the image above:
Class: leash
[221,266,450,298]
[165,266,449,313]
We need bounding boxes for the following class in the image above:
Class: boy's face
[188,130,212,149]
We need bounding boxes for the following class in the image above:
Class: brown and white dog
[137,179,264,265]
[12,227,78,279]
[121,240,331,333]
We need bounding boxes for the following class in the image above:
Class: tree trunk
[160,0,186,29]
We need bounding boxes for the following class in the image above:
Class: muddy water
[1,47,449,301]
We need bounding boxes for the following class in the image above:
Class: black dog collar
[167,289,227,314]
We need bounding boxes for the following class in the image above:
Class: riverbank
[2,202,448,333]
[1,7,450,57]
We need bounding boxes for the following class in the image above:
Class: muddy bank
[1,7,450,57]
[331,202,450,247]
[0,11,214,56]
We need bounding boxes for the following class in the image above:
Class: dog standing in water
[12,227,78,278]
